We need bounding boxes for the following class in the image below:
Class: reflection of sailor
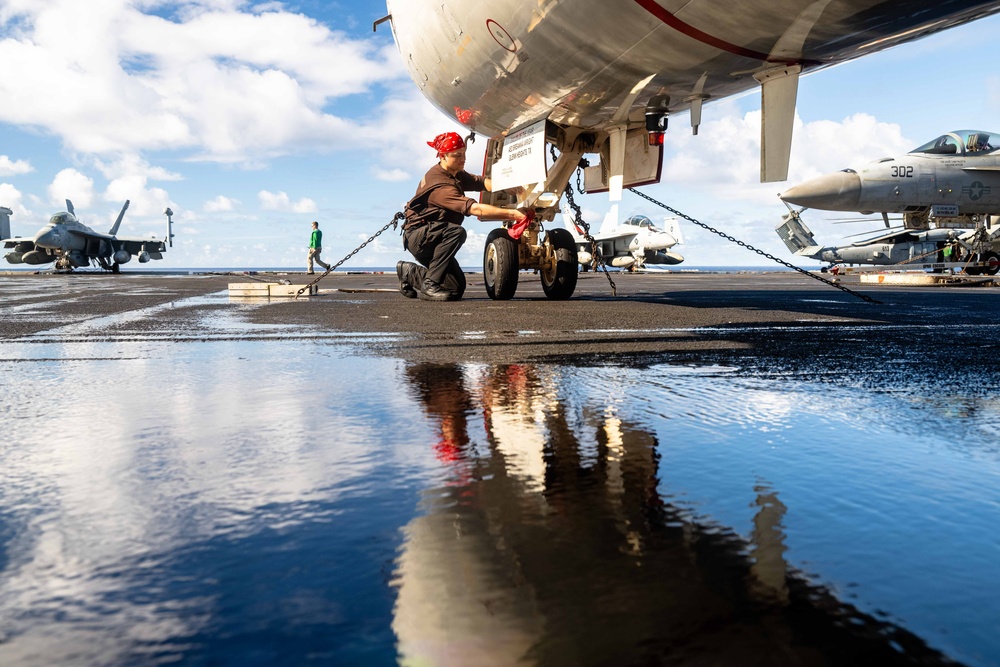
[404,362,474,465]
[392,363,949,665]
[396,132,529,301]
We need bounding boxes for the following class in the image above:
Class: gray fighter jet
[777,129,1000,273]
[780,129,1000,231]
[1,200,173,272]
[776,207,1000,275]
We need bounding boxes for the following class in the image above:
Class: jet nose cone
[780,171,861,211]
[34,229,58,248]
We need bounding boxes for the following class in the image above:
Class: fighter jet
[775,206,1000,274]
[777,129,1000,273]
[780,129,1000,231]
[1,200,173,272]
[565,211,684,270]
[379,1,1000,300]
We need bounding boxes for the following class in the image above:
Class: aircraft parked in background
[780,130,1000,230]
[1,200,173,272]
[775,206,1000,274]
[777,129,1000,274]
[565,211,683,270]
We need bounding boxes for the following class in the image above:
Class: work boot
[418,278,451,301]
[396,261,417,299]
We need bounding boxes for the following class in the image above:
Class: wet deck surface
[3,270,998,361]
[2,271,999,666]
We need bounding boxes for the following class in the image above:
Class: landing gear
[539,228,578,300]
[484,229,519,300]
[984,251,1000,276]
[483,226,580,300]
[965,251,999,276]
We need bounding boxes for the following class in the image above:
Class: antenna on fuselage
[65,199,75,216]
[109,200,130,236]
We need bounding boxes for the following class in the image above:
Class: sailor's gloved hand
[507,208,534,240]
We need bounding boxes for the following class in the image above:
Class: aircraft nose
[34,229,58,248]
[780,171,861,210]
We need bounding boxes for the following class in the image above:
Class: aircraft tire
[540,228,578,300]
[484,229,519,300]
[985,251,1000,276]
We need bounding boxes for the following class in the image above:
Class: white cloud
[0,155,33,176]
[94,155,177,217]
[204,195,238,212]
[373,168,410,182]
[0,1,406,162]
[661,105,911,205]
[258,190,317,213]
[0,183,34,222]
[48,168,94,209]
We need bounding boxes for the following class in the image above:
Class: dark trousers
[402,220,467,296]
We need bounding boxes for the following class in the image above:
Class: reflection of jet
[565,211,684,270]
[1,200,173,272]
[775,207,1000,273]
[393,361,962,666]
[379,2,1000,299]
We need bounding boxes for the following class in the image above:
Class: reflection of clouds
[0,320,434,664]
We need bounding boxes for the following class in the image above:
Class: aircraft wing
[116,237,167,254]
[3,235,35,246]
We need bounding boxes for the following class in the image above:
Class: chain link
[296,212,404,298]
[627,188,882,304]
[552,145,617,296]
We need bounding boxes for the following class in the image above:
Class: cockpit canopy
[624,214,656,229]
[910,130,999,156]
[49,212,76,225]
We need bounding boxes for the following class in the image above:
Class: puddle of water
[0,308,998,665]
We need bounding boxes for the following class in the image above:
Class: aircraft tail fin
[661,217,684,245]
[109,200,130,236]
[598,204,619,235]
[775,209,820,255]
[561,207,586,240]
[0,206,12,240]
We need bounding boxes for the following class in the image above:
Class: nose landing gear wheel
[985,251,1000,276]
[484,229,519,300]
[540,228,578,300]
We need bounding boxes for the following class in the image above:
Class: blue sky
[1,1,999,269]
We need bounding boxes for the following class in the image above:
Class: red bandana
[428,132,465,157]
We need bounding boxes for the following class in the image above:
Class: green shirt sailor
[307,221,330,273]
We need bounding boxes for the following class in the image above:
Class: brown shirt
[403,163,486,229]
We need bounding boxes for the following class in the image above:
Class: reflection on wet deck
[1,276,999,666]
[392,363,969,667]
